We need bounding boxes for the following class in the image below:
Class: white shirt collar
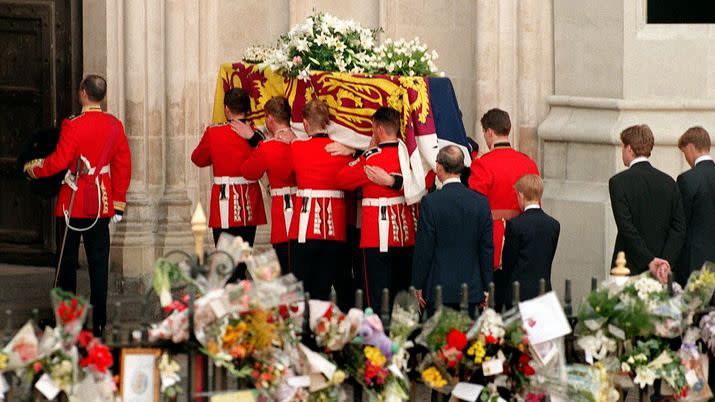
[524,204,541,211]
[442,177,462,185]
[629,156,649,168]
[695,155,713,166]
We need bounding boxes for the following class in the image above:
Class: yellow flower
[0,353,7,370]
[364,346,387,367]
[422,366,447,388]
[467,341,486,364]
[331,370,346,384]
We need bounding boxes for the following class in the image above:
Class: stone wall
[541,0,715,304]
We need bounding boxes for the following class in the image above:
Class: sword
[54,158,84,288]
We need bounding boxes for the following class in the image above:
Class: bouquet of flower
[51,288,89,346]
[309,301,362,352]
[682,263,715,311]
[619,338,687,396]
[466,308,505,366]
[339,311,409,401]
[159,352,182,400]
[416,307,473,392]
[367,37,440,77]
[563,364,619,402]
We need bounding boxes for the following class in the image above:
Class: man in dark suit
[502,174,560,308]
[676,126,715,284]
[412,145,494,314]
[608,124,686,282]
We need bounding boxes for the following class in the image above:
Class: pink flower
[33,361,43,373]
[13,340,37,363]
[293,56,302,65]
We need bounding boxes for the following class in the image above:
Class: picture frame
[120,348,161,402]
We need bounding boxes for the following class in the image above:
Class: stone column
[156,0,195,254]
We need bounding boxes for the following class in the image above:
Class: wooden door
[0,0,81,265]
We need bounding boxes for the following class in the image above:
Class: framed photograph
[120,348,161,402]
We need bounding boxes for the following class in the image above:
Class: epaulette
[293,137,311,142]
[67,113,82,121]
[363,147,381,159]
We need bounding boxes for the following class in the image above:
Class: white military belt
[361,196,406,207]
[88,165,111,175]
[213,176,255,228]
[213,176,256,185]
[271,186,297,235]
[270,186,297,197]
[362,196,407,252]
[296,189,344,198]
[296,188,344,243]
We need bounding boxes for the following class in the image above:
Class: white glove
[111,214,123,224]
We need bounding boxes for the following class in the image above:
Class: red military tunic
[336,142,417,250]
[289,134,353,242]
[191,123,266,229]
[468,142,539,268]
[24,107,131,218]
[240,138,296,244]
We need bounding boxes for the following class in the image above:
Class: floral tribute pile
[243,11,441,79]
[0,288,115,401]
[574,265,715,401]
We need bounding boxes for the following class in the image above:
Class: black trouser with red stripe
[291,239,345,302]
[273,241,290,275]
[55,217,110,337]
[361,246,414,311]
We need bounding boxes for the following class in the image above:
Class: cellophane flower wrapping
[683,263,715,311]
[415,307,473,393]
[51,288,89,347]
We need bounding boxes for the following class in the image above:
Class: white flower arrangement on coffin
[247,11,442,80]
[367,37,443,77]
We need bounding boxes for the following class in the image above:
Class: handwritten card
[518,292,571,344]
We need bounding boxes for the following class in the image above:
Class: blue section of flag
[428,77,469,148]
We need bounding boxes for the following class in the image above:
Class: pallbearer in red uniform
[336,107,417,308]
[289,100,353,301]
[24,75,132,336]
[191,88,266,248]
[468,108,539,310]
[240,97,297,273]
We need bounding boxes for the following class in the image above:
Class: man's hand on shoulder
[229,120,256,140]
[325,142,355,156]
[365,165,396,187]
[415,289,426,309]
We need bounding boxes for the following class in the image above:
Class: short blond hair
[302,99,330,129]
[514,174,543,202]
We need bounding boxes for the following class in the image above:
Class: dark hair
[302,99,330,129]
[372,107,401,136]
[224,88,252,115]
[264,97,291,124]
[80,75,107,102]
[678,126,711,151]
[620,124,654,157]
[436,145,465,174]
[480,108,511,136]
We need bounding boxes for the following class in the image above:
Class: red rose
[33,361,43,373]
[446,329,467,350]
[80,343,113,374]
[78,330,94,348]
[485,335,498,344]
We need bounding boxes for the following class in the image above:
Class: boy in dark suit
[608,125,686,282]
[676,126,715,284]
[502,175,560,308]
